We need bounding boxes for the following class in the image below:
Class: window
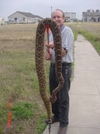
[23,18,25,21]
[15,18,17,21]
[98,17,100,22]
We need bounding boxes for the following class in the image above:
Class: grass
[66,22,100,55]
[11,102,37,120]
[36,115,47,134]
[0,22,100,134]
[0,24,49,134]
[78,29,100,54]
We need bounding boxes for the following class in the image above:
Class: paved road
[43,34,100,134]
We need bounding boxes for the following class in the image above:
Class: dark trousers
[49,63,72,127]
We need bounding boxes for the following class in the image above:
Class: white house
[8,11,43,24]
[64,12,76,22]
[0,17,5,25]
[82,9,100,22]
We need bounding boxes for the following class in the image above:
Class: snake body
[35,18,64,129]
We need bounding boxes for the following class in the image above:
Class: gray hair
[51,9,65,18]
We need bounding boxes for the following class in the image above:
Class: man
[45,9,74,134]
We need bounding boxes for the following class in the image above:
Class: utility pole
[51,6,52,14]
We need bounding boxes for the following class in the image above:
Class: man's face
[51,10,64,27]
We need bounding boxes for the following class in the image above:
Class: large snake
[35,18,64,133]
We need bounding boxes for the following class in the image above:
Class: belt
[51,62,71,67]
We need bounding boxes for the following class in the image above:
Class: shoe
[45,116,60,124]
[57,126,68,134]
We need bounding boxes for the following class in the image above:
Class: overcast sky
[0,0,100,20]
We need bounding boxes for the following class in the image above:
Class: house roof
[8,11,43,19]
[18,11,36,17]
[82,11,100,17]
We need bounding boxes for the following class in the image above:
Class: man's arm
[62,47,67,57]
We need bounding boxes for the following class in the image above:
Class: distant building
[8,11,43,24]
[82,9,100,22]
[0,17,5,25]
[64,12,76,22]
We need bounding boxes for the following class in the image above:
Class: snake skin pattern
[35,18,64,126]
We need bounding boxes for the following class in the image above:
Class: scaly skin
[35,18,64,132]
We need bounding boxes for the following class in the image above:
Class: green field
[0,22,100,134]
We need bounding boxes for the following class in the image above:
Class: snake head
[50,89,58,103]
[50,95,57,103]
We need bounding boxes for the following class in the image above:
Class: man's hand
[45,51,51,60]
[45,41,54,49]
[45,41,54,60]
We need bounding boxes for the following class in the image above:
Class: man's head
[51,9,65,27]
